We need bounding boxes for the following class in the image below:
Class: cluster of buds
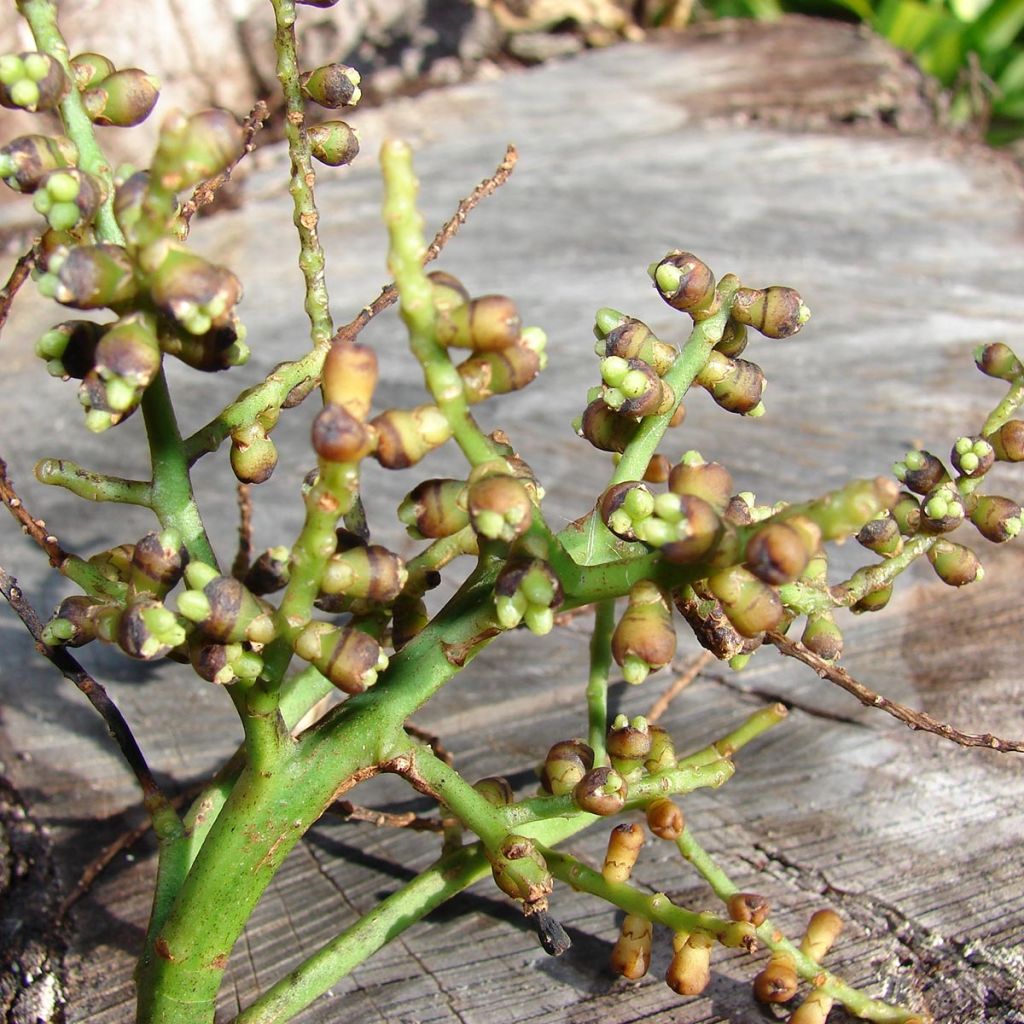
[0,52,69,112]
[301,61,361,167]
[494,558,562,635]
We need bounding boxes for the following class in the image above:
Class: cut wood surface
[1,17,1023,1024]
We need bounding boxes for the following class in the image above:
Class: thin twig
[329,144,518,348]
[768,631,1024,753]
[179,100,269,230]
[231,482,253,580]
[646,649,714,724]
[404,722,454,767]
[0,457,70,568]
[0,564,177,797]
[325,800,445,833]
[0,244,36,334]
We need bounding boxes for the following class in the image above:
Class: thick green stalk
[982,375,1024,436]
[675,829,920,1024]
[587,599,615,762]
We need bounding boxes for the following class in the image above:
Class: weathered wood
[1,17,1023,1024]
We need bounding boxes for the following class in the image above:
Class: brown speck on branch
[767,631,1024,753]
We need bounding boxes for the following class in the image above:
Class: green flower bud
[573,766,627,815]
[974,341,1023,380]
[607,714,652,777]
[801,613,843,661]
[730,285,810,339]
[47,243,137,310]
[856,514,902,557]
[599,314,677,375]
[467,474,533,543]
[801,477,899,541]
[0,134,77,193]
[667,451,733,512]
[117,596,186,659]
[149,108,242,194]
[294,621,388,693]
[308,120,360,167]
[70,52,116,89]
[745,521,811,584]
[660,494,724,564]
[487,835,552,912]
[79,311,161,427]
[458,343,543,403]
[129,528,186,596]
[473,776,514,807]
[428,270,470,313]
[300,63,361,108]
[541,738,594,795]
[695,351,765,415]
[145,241,243,335]
[989,420,1024,462]
[42,594,109,647]
[178,566,275,645]
[611,582,676,685]
[707,565,783,638]
[157,314,249,372]
[715,318,748,358]
[319,544,407,603]
[85,543,136,583]
[891,491,922,535]
[82,68,159,127]
[35,319,105,379]
[0,52,69,112]
[969,494,1022,543]
[644,726,677,774]
[576,399,642,453]
[928,539,983,587]
[650,250,717,316]
[851,584,893,613]
[111,169,151,237]
[610,913,653,980]
[893,449,948,495]
[371,404,453,468]
[950,436,994,479]
[921,481,966,533]
[601,356,671,418]
[495,558,562,635]
[398,479,468,539]
[243,547,291,595]
[598,481,653,540]
[229,425,278,484]
[436,294,522,351]
[189,639,261,686]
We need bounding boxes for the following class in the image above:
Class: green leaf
[972,0,1024,53]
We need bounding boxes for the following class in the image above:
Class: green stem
[675,829,919,1024]
[826,534,934,610]
[17,0,123,243]
[587,600,615,763]
[675,702,789,767]
[982,376,1024,436]
[35,458,151,506]
[380,140,498,467]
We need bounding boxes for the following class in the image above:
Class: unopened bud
[645,797,684,840]
[707,565,783,638]
[309,120,360,167]
[651,251,717,316]
[974,341,1023,380]
[301,63,361,108]
[893,449,948,495]
[753,950,798,1003]
[0,134,77,194]
[82,68,159,127]
[322,340,378,420]
[666,931,713,995]
[730,285,809,339]
[610,914,652,980]
[371,404,453,468]
[541,739,594,796]
[574,766,627,815]
[602,822,644,883]
[294,621,388,693]
[800,908,843,962]
[928,539,983,587]
[0,52,69,112]
[970,494,1022,543]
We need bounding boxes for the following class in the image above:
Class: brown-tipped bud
[801,613,843,661]
[473,776,513,807]
[466,474,533,543]
[695,351,765,415]
[48,243,137,310]
[320,544,407,603]
[577,399,642,453]
[989,419,1024,462]
[789,989,834,1024]
[458,344,542,403]
[42,595,108,647]
[70,52,116,89]
[308,120,359,167]
[487,835,552,911]
[856,514,903,557]
[894,450,948,495]
[727,892,770,926]
[950,435,995,479]
[599,481,651,539]
[668,452,733,512]
[0,52,69,112]
[601,316,678,376]
[974,342,1023,380]
[724,493,755,525]
[666,931,713,996]
[652,251,717,315]
[244,547,290,594]
[312,403,373,463]
[116,596,185,660]
[146,242,243,336]
[644,453,671,483]
[81,67,159,127]
[541,739,594,796]
[188,639,261,686]
[398,478,469,539]
[610,914,652,980]
[177,565,275,645]
[970,494,1022,543]
[607,714,652,777]
[610,358,671,418]
[35,319,104,379]
[644,725,676,774]
[731,285,809,339]
[891,491,922,535]
[707,565,783,638]
[130,529,186,596]
[300,63,360,108]
[672,583,763,661]
[428,270,470,312]
[928,539,983,587]
[437,294,521,352]
[391,593,428,650]
[645,797,684,840]
[602,822,645,883]
[230,425,278,484]
[321,340,378,420]
[745,522,811,585]
[611,582,676,685]
[715,318,748,358]
[86,544,135,583]
[32,167,107,232]
[371,404,453,468]
[800,908,843,963]
[754,951,798,1003]
[294,621,388,693]
[574,766,627,815]
[0,134,77,194]
[851,583,893,613]
[661,494,725,565]
[920,482,966,533]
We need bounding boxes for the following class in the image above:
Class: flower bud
[230,426,278,484]
[745,521,811,585]
[667,451,733,512]
[660,494,725,564]
[851,583,893,613]
[801,613,843,661]
[893,449,948,495]
[974,341,1023,380]
[130,529,186,597]
[458,343,543,403]
[42,595,109,647]
[610,914,652,980]
[0,134,77,194]
[320,544,407,603]
[602,822,644,883]
[0,52,69,112]
[800,908,843,963]
[32,167,106,231]
[598,314,677,376]
[707,565,783,638]
[989,419,1024,462]
[80,311,162,428]
[116,596,185,660]
[574,766,627,815]
[950,435,994,479]
[398,478,469,539]
[666,931,713,995]
[803,477,899,541]
[715,318,748,358]
[541,739,594,795]
[672,582,761,661]
[645,797,684,840]
[891,491,922,535]
[35,319,104,378]
[644,725,676,774]
[151,108,242,190]
[495,558,562,635]
[437,294,521,351]
[730,285,809,339]
[300,63,361,108]
[650,251,716,316]
[47,243,137,310]
[309,120,360,167]
[856,514,902,557]
[599,481,654,540]
[159,316,249,372]
[178,564,275,645]
[644,453,671,483]
[789,989,834,1024]
[294,621,388,693]
[487,835,552,911]
[467,474,533,543]
[601,356,672,418]
[611,582,676,685]
[189,639,261,685]
[969,494,1022,543]
[727,892,770,926]
[146,242,243,335]
[920,481,965,533]
[428,269,470,311]
[473,776,513,807]
[607,714,652,777]
[371,404,453,468]
[322,340,378,420]
[754,950,798,1003]
[577,399,642,453]
[391,593,429,650]
[82,68,159,127]
[927,539,983,587]
[70,52,115,89]
[312,403,374,463]
[695,351,765,415]
[86,544,135,583]
[244,547,290,594]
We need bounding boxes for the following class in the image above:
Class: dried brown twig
[231,482,253,580]
[0,457,70,568]
[0,244,35,334]
[768,630,1024,753]
[646,650,714,724]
